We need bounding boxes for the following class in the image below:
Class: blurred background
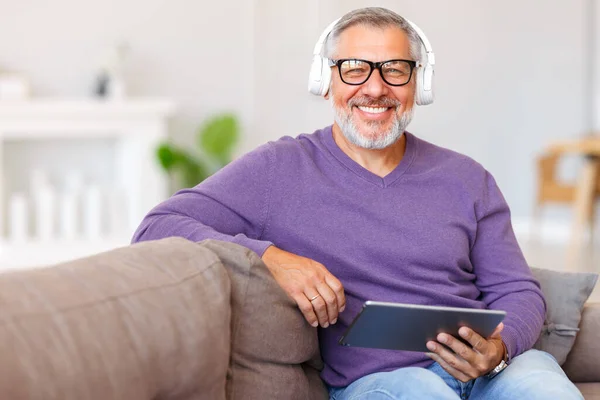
[0,0,598,281]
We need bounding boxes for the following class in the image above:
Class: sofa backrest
[0,238,232,400]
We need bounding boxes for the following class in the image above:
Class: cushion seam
[225,249,253,399]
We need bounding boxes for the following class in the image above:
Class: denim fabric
[328,349,583,400]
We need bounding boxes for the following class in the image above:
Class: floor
[518,237,600,302]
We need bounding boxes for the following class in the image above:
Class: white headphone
[307,16,436,106]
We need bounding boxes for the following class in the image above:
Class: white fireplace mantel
[0,98,175,137]
[0,97,176,269]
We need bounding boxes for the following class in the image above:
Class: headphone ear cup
[415,64,434,106]
[308,55,324,96]
[308,55,331,97]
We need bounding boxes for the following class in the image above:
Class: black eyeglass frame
[328,58,419,87]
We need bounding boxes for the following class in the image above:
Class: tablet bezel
[338,301,506,352]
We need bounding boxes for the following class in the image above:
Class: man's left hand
[425,322,505,383]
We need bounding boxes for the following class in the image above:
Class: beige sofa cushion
[200,240,328,400]
[0,237,231,400]
[531,267,598,365]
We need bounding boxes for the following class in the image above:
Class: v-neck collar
[320,125,417,188]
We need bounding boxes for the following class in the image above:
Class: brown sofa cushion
[531,267,598,365]
[200,240,328,400]
[574,383,600,400]
[563,303,600,382]
[0,237,231,400]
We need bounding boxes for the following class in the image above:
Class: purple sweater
[132,126,545,387]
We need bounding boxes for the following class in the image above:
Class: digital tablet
[338,301,506,352]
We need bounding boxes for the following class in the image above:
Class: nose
[361,68,389,98]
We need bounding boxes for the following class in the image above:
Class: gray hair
[322,7,422,62]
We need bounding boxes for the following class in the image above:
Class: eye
[385,68,407,75]
[383,61,411,76]
[340,60,369,75]
[344,67,369,75]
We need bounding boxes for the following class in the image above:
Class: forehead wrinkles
[334,26,411,61]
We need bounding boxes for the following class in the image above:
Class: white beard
[330,96,414,150]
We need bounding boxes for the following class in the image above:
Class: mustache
[348,96,401,108]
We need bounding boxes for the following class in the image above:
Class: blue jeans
[328,349,583,399]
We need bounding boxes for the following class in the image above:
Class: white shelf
[0,238,132,270]
[0,98,176,139]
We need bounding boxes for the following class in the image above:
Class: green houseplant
[157,113,239,189]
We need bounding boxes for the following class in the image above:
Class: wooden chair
[533,142,600,244]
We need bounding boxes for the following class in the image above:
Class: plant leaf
[199,114,239,164]
[181,156,210,188]
[157,143,211,187]
[156,143,178,171]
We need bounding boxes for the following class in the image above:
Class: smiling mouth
[356,105,392,114]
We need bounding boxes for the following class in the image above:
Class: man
[132,7,583,399]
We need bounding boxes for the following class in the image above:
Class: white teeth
[357,106,388,114]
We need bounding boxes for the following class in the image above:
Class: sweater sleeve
[470,171,546,360]
[131,142,275,257]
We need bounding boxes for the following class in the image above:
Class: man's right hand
[261,245,345,328]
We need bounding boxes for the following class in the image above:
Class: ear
[324,82,332,99]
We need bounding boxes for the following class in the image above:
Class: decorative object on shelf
[58,172,83,240]
[94,42,130,99]
[58,191,78,240]
[8,193,28,242]
[82,183,102,240]
[12,170,129,243]
[0,71,30,100]
[31,169,56,241]
[107,186,127,237]
[156,113,239,189]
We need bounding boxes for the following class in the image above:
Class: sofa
[0,237,597,399]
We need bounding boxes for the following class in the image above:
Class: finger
[324,274,346,312]
[425,351,472,383]
[489,322,504,339]
[307,292,330,328]
[426,340,476,380]
[458,327,490,355]
[315,282,339,324]
[294,294,319,328]
[436,333,477,364]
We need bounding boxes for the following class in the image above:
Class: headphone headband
[312,17,434,64]
[405,20,435,66]
[312,18,341,56]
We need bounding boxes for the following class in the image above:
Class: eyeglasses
[328,58,418,87]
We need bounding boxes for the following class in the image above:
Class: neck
[331,123,407,178]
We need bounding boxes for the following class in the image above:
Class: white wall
[0,0,591,223]
[0,0,255,149]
